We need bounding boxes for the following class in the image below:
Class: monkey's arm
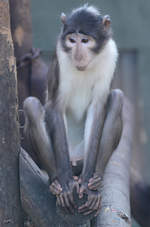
[78,90,123,216]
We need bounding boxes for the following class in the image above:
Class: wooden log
[93,98,132,227]
[0,0,23,226]
[20,149,91,227]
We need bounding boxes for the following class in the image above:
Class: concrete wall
[31,0,150,50]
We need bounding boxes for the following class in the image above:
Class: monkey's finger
[78,201,90,213]
[78,178,82,184]
[88,178,101,190]
[63,193,74,213]
[88,177,101,187]
[83,209,94,216]
[89,176,101,184]
[74,181,80,194]
[88,197,98,210]
[88,182,101,190]
[56,196,61,206]
[53,180,62,190]
[67,191,75,208]
[49,184,62,195]
[78,193,98,213]
[88,194,101,212]
[94,198,101,217]
[59,194,65,208]
[78,195,96,213]
[89,174,100,181]
[79,186,86,199]
[73,176,78,181]
[49,186,62,195]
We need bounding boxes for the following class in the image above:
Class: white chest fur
[57,38,118,161]
[57,39,118,121]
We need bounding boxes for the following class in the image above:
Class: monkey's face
[59,6,112,71]
[65,33,96,71]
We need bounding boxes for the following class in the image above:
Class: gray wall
[31,0,150,50]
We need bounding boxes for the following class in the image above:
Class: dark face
[60,8,111,71]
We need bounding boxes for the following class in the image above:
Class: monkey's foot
[57,187,99,225]
[78,189,101,217]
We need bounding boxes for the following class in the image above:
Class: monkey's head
[59,5,112,71]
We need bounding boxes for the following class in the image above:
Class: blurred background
[31,1,150,226]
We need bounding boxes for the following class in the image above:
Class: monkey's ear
[102,15,111,29]
[61,13,67,24]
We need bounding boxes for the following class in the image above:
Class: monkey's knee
[108,89,124,113]
[23,96,45,124]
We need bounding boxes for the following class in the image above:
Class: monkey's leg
[23,97,57,181]
[78,89,123,216]
[45,102,78,213]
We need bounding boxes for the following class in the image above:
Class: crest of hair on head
[72,4,100,16]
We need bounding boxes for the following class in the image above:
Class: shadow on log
[20,149,91,227]
[130,167,150,227]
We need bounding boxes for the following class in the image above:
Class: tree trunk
[9,0,48,151]
[0,0,23,226]
[9,0,32,106]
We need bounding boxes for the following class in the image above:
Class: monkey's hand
[88,173,102,191]
[78,175,102,217]
[56,179,79,214]
[49,179,62,196]
[78,186,101,217]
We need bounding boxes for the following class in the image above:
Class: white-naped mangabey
[23,4,123,216]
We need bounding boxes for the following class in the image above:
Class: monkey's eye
[69,38,76,43]
[81,38,89,43]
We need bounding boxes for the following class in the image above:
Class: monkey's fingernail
[79,194,83,199]
[73,176,78,181]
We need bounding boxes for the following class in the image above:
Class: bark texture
[0,0,23,226]
[9,0,48,150]
[9,0,32,106]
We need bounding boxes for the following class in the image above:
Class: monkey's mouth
[76,66,86,71]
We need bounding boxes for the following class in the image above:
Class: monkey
[23,5,123,217]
